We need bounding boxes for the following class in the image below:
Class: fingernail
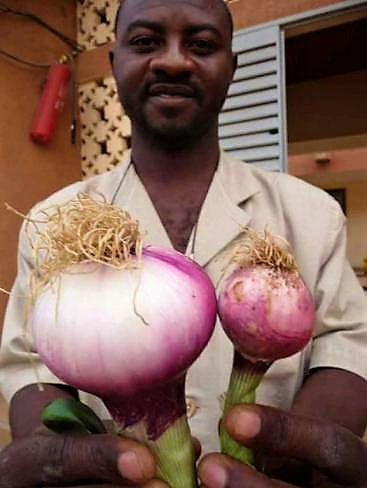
[227,408,261,439]
[118,450,145,481]
[200,462,227,488]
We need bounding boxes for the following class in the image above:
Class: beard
[121,93,222,148]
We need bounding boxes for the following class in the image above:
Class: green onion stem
[122,414,197,488]
[220,351,271,465]
[153,415,197,488]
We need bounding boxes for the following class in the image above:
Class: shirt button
[186,396,198,418]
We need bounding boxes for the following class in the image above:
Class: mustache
[144,75,203,100]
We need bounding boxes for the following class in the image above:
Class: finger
[198,453,294,488]
[0,433,156,487]
[116,437,156,482]
[255,453,311,487]
[224,404,367,486]
[141,481,168,488]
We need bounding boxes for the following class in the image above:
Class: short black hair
[113,0,234,39]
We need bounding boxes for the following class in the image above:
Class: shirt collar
[189,151,261,266]
[109,150,261,267]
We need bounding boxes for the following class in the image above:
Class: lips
[149,83,195,98]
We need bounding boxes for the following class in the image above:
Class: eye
[188,39,216,55]
[129,36,161,52]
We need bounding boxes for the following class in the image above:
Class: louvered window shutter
[219,25,287,172]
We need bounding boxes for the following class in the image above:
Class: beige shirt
[1,151,367,454]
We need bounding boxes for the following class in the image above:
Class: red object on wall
[30,61,71,144]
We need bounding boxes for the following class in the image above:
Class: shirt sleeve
[310,202,367,380]
[0,221,63,403]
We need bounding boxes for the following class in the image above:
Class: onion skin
[31,246,216,404]
[218,265,315,362]
[30,246,217,488]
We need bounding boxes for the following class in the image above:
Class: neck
[129,127,220,253]
[130,127,220,185]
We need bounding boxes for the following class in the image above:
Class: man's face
[112,0,236,142]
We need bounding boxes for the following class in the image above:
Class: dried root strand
[230,227,298,271]
[19,192,142,303]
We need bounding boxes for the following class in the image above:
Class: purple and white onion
[217,231,315,465]
[31,246,217,488]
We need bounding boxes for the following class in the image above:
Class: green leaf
[42,397,107,435]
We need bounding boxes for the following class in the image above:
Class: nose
[150,41,194,76]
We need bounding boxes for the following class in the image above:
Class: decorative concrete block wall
[77,0,131,178]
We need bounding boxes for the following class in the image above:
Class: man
[0,0,366,486]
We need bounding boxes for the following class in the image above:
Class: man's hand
[198,404,367,488]
[2,384,166,488]
[0,431,166,488]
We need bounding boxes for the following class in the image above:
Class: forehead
[117,0,231,37]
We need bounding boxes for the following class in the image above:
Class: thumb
[116,436,157,482]
[224,404,367,486]
[0,433,157,487]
